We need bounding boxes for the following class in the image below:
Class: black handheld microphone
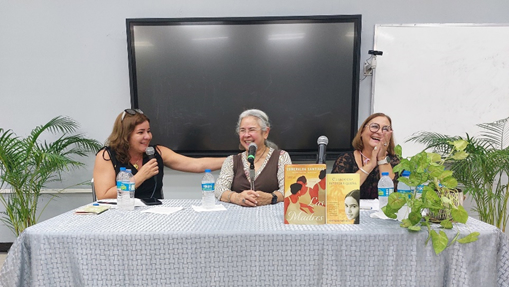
[145,146,157,198]
[247,143,257,165]
[316,136,328,164]
[146,147,155,160]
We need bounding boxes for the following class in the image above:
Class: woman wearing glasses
[215,109,292,207]
[93,109,224,200]
[331,113,399,199]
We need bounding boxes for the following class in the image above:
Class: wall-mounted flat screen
[126,15,361,160]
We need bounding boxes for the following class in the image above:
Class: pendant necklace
[359,150,370,166]
[255,146,268,164]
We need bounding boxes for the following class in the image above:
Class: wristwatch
[378,156,390,165]
[271,193,278,204]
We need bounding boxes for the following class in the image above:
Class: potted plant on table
[0,116,101,236]
[382,139,479,255]
[407,116,509,231]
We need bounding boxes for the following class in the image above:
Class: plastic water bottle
[117,167,128,209]
[378,172,394,209]
[201,169,216,209]
[397,171,413,199]
[117,167,135,210]
[124,169,135,210]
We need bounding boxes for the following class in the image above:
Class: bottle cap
[205,169,211,173]
[120,167,127,171]
[93,203,99,206]
[382,172,389,176]
[402,170,411,177]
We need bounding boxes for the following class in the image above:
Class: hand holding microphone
[145,147,158,198]
[141,147,158,180]
[146,146,156,160]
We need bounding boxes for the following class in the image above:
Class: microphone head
[317,135,329,145]
[248,142,257,150]
[247,142,257,164]
[145,147,155,158]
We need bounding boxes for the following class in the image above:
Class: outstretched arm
[159,145,225,172]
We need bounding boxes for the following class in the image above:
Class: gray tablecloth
[1,199,508,287]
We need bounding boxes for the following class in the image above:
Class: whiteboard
[373,24,509,157]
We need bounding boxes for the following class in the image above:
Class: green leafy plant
[382,140,479,255]
[407,116,509,231]
[0,116,101,236]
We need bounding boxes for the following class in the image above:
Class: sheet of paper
[140,206,183,215]
[191,205,227,212]
[95,198,146,208]
[360,199,379,211]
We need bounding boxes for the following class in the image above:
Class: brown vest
[231,149,280,193]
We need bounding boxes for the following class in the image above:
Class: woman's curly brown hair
[106,111,150,164]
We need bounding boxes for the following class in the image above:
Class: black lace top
[331,151,400,199]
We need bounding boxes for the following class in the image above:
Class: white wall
[1,0,509,242]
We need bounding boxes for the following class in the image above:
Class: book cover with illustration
[326,173,360,224]
[284,164,327,225]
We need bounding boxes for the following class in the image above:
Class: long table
[1,199,508,286]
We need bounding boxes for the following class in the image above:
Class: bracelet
[359,167,369,175]
[227,191,234,203]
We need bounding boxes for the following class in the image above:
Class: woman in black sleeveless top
[93,109,224,200]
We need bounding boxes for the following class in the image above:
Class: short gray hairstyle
[235,109,278,149]
[236,109,270,133]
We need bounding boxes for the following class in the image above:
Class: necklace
[255,146,268,164]
[359,150,370,166]
[130,158,142,170]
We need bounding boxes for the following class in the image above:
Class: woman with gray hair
[215,109,292,206]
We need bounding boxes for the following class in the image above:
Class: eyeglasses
[121,109,144,122]
[238,127,261,135]
[365,123,392,133]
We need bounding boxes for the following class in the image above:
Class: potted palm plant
[407,116,509,231]
[0,116,101,236]
[382,140,479,255]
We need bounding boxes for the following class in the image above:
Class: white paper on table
[360,199,379,211]
[191,205,227,212]
[95,198,146,208]
[140,206,183,215]
[370,210,392,220]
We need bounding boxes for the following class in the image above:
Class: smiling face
[238,116,269,151]
[345,196,359,220]
[361,116,391,149]
[128,120,152,154]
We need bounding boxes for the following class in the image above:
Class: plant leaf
[395,144,403,158]
[441,176,458,189]
[382,205,397,219]
[400,219,412,228]
[428,153,442,163]
[408,210,423,225]
[451,151,469,160]
[451,205,468,224]
[425,188,440,203]
[440,219,453,229]
[451,139,469,152]
[408,225,421,231]
[438,170,453,180]
[388,192,406,210]
[431,230,449,255]
[457,232,480,244]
